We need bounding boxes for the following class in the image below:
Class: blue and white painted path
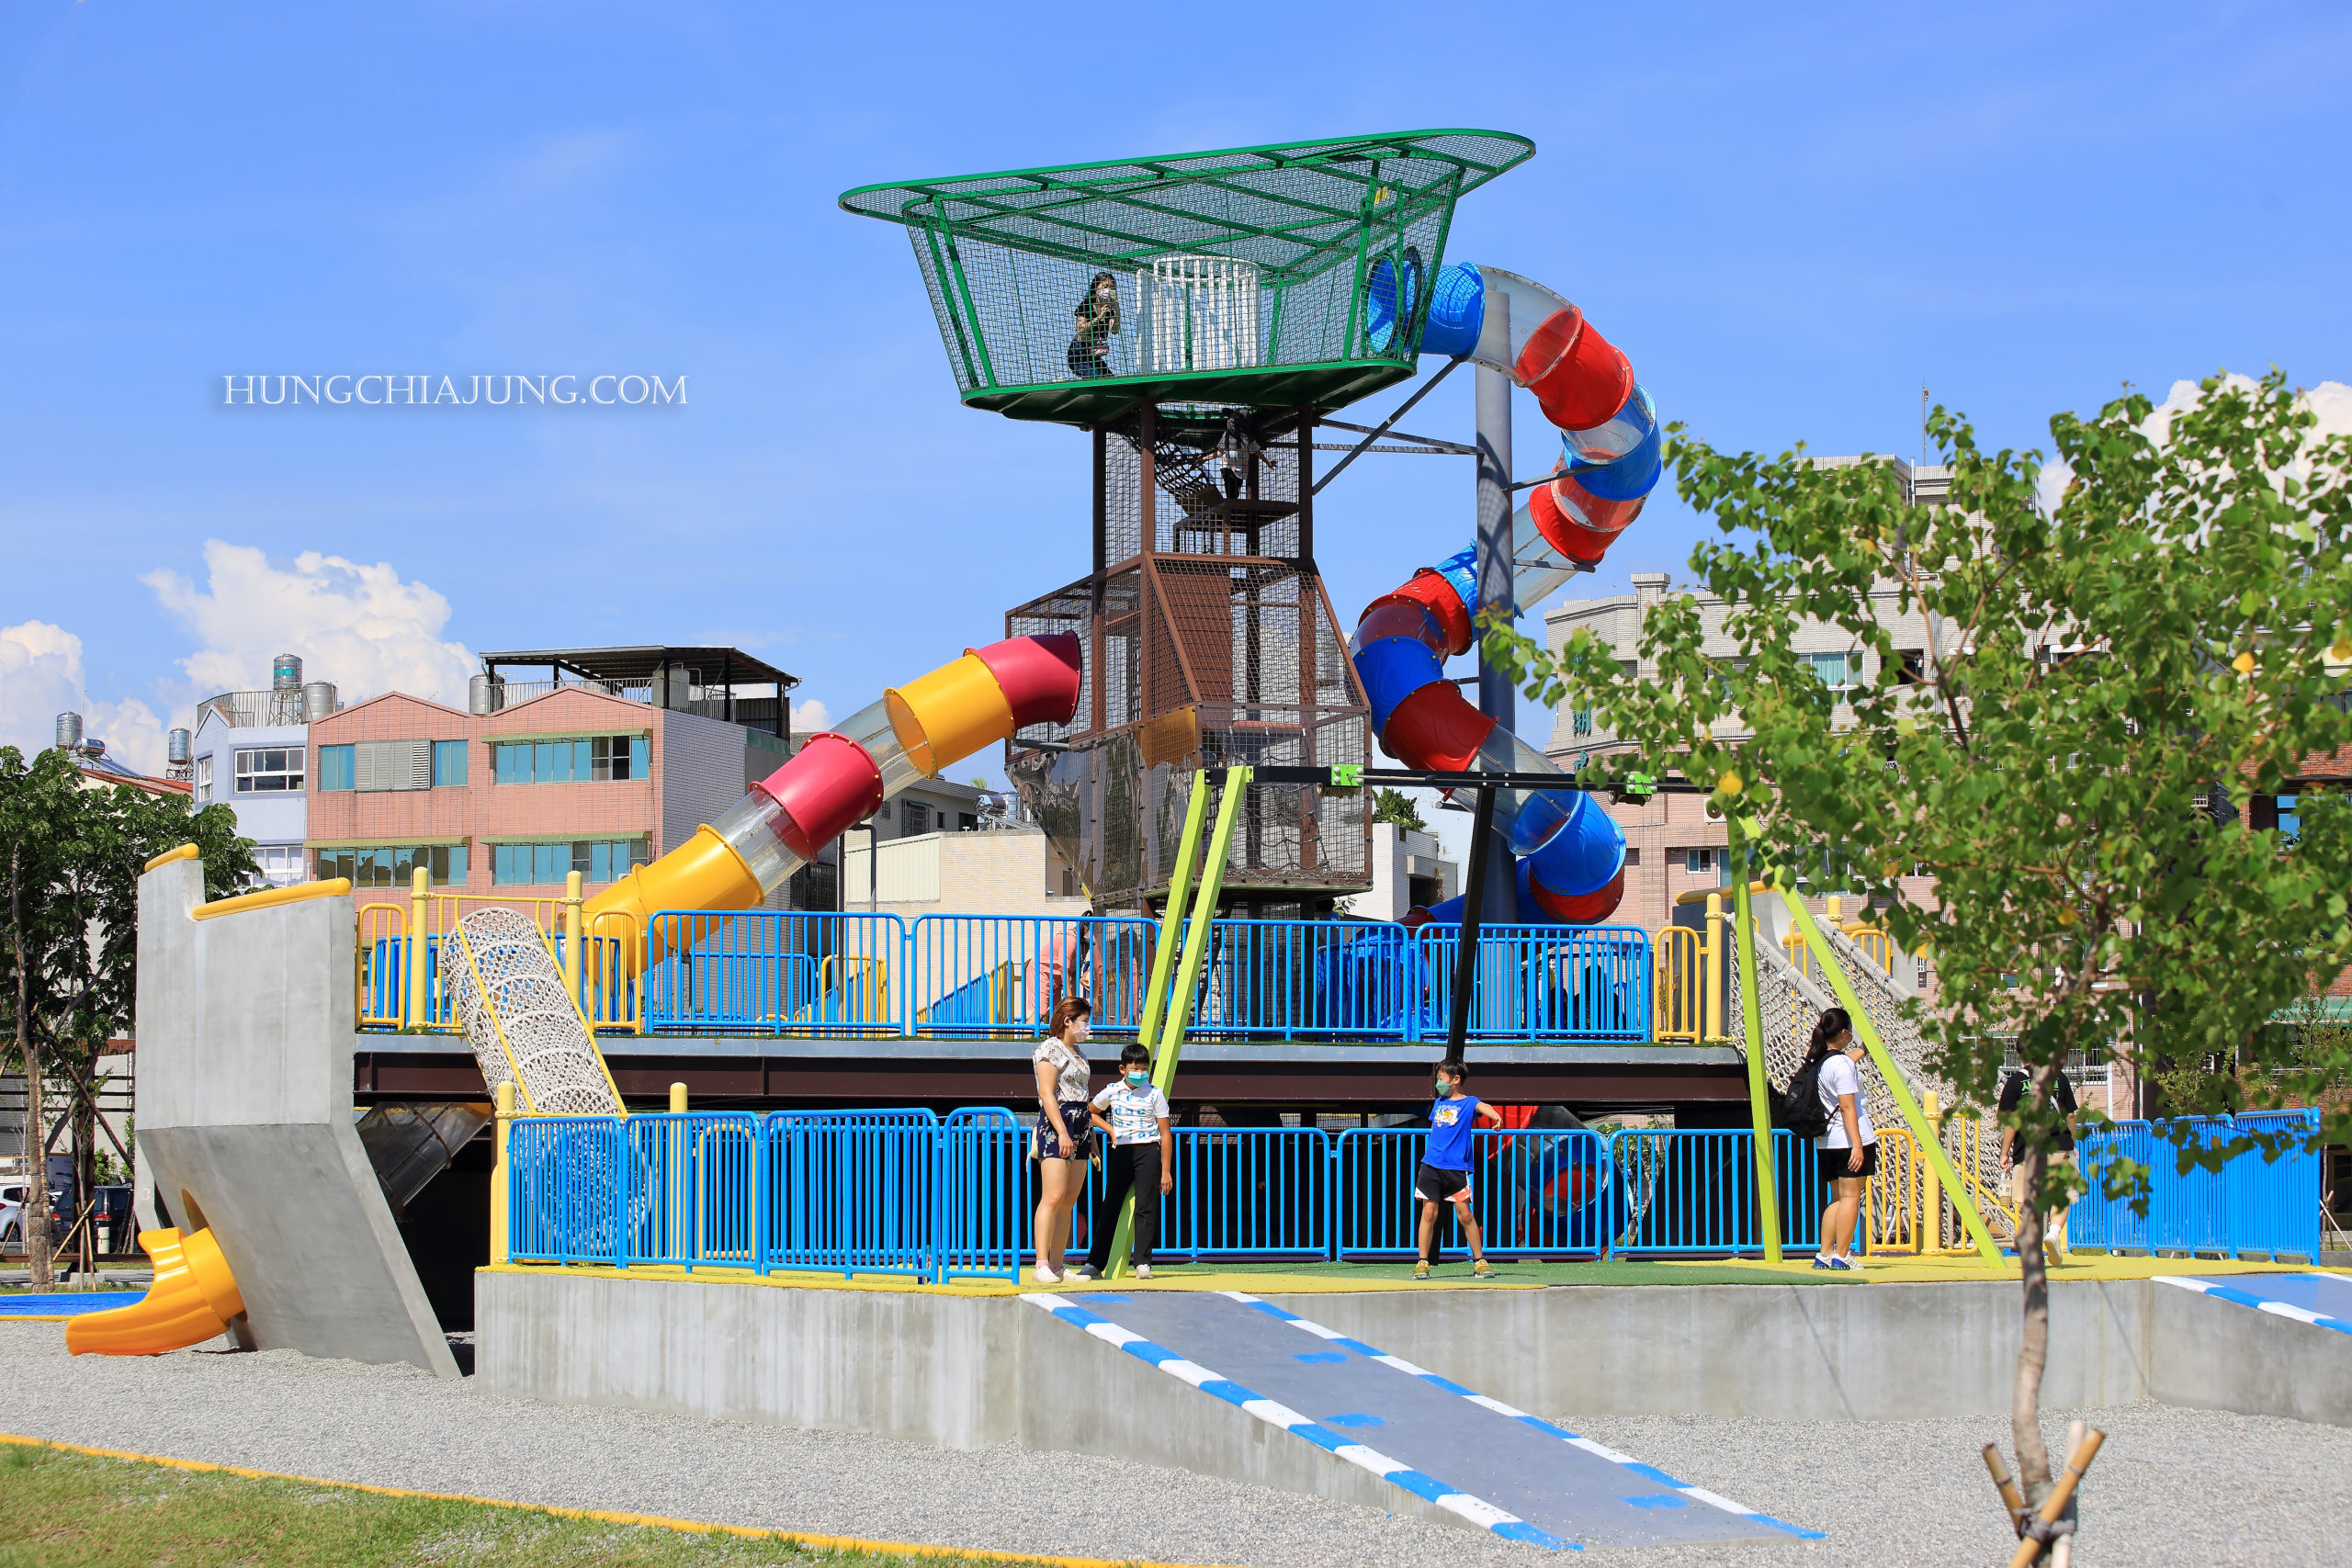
[2159,1272,2352,1337]
[0,1292,140,1318]
[1023,1289,1820,1551]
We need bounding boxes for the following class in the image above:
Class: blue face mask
[1125,1071,1149,1088]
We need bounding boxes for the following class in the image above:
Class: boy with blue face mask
[1417,1058,1502,1280]
[1077,1043,1174,1280]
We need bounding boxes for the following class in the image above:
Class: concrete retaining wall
[1263,1280,2158,1421]
[476,1270,1455,1527]
[136,862,456,1376]
[476,1269,2352,1528]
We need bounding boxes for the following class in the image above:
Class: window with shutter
[355,739,431,791]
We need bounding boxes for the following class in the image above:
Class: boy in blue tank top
[1416,1058,1502,1280]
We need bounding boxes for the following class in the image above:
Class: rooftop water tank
[54,713,82,750]
[167,728,192,764]
[468,673,503,716]
[301,682,337,722]
[272,653,303,692]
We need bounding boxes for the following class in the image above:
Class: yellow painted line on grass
[0,1431,1241,1568]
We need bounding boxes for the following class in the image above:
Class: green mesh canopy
[840,130,1533,424]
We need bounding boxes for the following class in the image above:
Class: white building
[187,656,338,886]
[1340,821,1460,921]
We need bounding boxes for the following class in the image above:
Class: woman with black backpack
[1786,1008,1875,1271]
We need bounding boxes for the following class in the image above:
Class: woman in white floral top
[1030,996,1094,1283]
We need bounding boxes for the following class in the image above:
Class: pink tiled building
[303,646,808,902]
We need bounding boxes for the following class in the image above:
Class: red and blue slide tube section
[1352,264,1661,926]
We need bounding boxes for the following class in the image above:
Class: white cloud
[141,541,476,710]
[2037,374,2352,514]
[789,697,831,733]
[0,621,167,773]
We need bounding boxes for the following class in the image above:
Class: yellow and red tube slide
[586,635,1081,948]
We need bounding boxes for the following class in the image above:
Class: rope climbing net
[450,907,622,1118]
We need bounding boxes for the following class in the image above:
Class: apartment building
[1540,462,1954,941]
[187,658,331,886]
[302,645,825,905]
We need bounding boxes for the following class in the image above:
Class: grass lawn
[0,1441,1047,1568]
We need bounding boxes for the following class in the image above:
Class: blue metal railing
[1335,1128,1612,1258]
[631,912,1661,1044]
[645,911,905,1036]
[1417,925,1652,1043]
[1184,920,1430,1041]
[2070,1112,2322,1260]
[909,915,1158,1037]
[1606,1130,1827,1256]
[509,1106,2329,1271]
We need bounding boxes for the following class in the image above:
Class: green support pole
[1132,773,1214,1064]
[1727,819,1782,1264]
[1775,885,2007,1267]
[1107,766,1250,1280]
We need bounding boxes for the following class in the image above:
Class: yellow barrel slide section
[886,653,1014,777]
[66,1226,245,1356]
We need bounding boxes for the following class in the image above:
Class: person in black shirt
[1998,1066,2078,1264]
[1067,273,1120,379]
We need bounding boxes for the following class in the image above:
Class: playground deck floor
[468,1250,2346,1302]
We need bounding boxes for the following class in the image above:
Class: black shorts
[1034,1104,1095,1162]
[1414,1161,1473,1203]
[1821,1141,1879,1181]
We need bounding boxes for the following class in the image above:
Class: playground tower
[841,131,1536,914]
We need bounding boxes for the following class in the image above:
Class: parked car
[0,1181,22,1247]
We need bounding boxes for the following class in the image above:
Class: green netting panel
[841,130,1533,424]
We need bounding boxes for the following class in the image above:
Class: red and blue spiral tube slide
[585,634,1081,949]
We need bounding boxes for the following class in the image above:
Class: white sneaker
[1134,1264,1153,1280]
[1034,1264,1063,1284]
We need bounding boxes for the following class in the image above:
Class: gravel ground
[1564,1405,2352,1566]
[2,1321,2346,1566]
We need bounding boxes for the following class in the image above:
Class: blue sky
[3,1,2347,780]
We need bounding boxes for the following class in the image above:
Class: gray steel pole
[1473,299,1518,924]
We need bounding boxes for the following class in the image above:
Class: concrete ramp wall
[135,862,458,1377]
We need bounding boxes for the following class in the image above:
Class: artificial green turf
[1151,1257,1840,1287]
[0,1442,1037,1568]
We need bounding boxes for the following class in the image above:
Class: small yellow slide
[65,1226,244,1356]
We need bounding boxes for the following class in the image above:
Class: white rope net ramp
[451,908,621,1118]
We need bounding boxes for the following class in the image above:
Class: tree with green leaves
[1491,370,2352,1531]
[1370,787,1428,835]
[0,746,254,1285]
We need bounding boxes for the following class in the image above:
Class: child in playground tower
[1067,272,1120,379]
[1075,1043,1173,1280]
[1416,1059,1502,1280]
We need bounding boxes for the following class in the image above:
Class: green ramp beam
[1775,885,2007,1267]
[1727,820,1782,1264]
[1106,766,1250,1280]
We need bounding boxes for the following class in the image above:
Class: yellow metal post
[562,870,584,1008]
[1775,885,2006,1266]
[1702,893,1724,1043]
[1727,820,1782,1263]
[668,1081,687,1114]
[407,865,430,1029]
[1921,1089,1945,1254]
[1108,767,1250,1280]
[491,1080,514,1266]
